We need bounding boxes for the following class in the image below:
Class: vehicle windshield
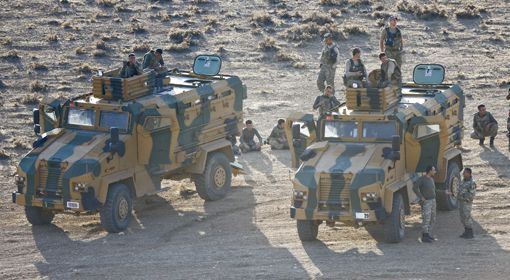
[324,121,358,139]
[362,122,397,141]
[67,108,95,127]
[100,111,130,131]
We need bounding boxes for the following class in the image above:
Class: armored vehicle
[287,64,465,243]
[13,55,246,233]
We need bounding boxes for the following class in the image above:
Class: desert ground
[1,0,510,279]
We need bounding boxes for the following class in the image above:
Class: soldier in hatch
[267,119,289,150]
[378,52,402,89]
[313,85,341,116]
[317,33,340,93]
[471,104,498,147]
[343,47,367,88]
[239,120,263,153]
[119,53,142,78]
[142,48,165,72]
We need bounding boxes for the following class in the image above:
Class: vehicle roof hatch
[413,64,445,85]
[193,55,222,76]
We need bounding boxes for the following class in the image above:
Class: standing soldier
[412,165,437,243]
[471,104,498,147]
[267,119,289,150]
[457,168,477,239]
[313,85,341,116]
[380,16,404,68]
[317,33,340,93]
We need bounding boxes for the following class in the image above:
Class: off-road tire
[297,220,319,241]
[25,206,54,225]
[437,161,460,211]
[384,192,405,243]
[194,152,232,201]
[100,183,132,233]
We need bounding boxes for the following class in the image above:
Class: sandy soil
[1,0,510,279]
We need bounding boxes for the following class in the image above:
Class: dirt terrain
[1,0,510,279]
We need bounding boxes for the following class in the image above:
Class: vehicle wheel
[297,220,319,241]
[100,183,132,233]
[437,161,460,211]
[194,152,232,201]
[25,206,54,225]
[384,192,405,243]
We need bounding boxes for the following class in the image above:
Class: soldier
[378,52,402,89]
[412,165,437,243]
[380,16,403,68]
[142,48,165,71]
[119,53,142,78]
[313,85,341,116]
[239,120,263,153]
[317,33,340,93]
[343,47,367,88]
[457,168,476,239]
[267,119,289,150]
[471,104,498,147]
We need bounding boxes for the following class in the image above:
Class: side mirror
[292,124,301,140]
[391,135,401,161]
[33,108,40,125]
[110,127,119,146]
[34,124,41,135]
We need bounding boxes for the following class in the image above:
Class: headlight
[361,192,378,202]
[14,175,25,183]
[73,183,88,192]
[293,190,307,200]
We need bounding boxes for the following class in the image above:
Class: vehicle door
[38,97,65,133]
[285,112,316,168]
[405,115,446,173]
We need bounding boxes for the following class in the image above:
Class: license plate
[355,212,369,220]
[66,201,80,209]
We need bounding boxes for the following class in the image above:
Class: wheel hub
[214,167,226,188]
[118,198,129,220]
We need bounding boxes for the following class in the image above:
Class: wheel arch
[98,171,136,204]
[185,139,234,174]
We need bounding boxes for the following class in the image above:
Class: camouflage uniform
[421,199,437,234]
[471,112,498,139]
[313,95,341,116]
[239,127,262,153]
[413,175,437,235]
[457,178,476,229]
[343,58,367,88]
[142,50,165,70]
[381,27,403,68]
[317,43,340,93]
[267,125,289,150]
[380,59,402,88]
[119,62,142,78]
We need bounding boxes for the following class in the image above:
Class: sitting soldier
[142,48,166,72]
[343,48,367,88]
[267,119,289,150]
[378,52,401,89]
[313,85,341,116]
[119,53,142,78]
[239,120,263,153]
[471,104,498,147]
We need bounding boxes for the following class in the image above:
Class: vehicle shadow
[238,150,277,184]
[31,183,308,279]
[302,210,510,279]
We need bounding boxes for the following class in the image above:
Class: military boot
[422,233,433,243]
[490,137,495,147]
[479,138,485,146]
[461,228,474,239]
[459,227,469,238]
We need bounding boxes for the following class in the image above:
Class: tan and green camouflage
[287,64,465,243]
[13,55,247,231]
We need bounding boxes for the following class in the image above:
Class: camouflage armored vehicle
[12,55,246,233]
[287,64,465,243]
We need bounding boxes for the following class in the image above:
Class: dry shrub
[251,11,275,26]
[21,94,41,105]
[30,81,48,92]
[97,0,117,7]
[95,40,109,50]
[130,23,147,34]
[2,37,12,46]
[342,24,368,36]
[165,39,192,53]
[61,21,73,29]
[303,12,334,25]
[371,10,392,19]
[47,34,59,42]
[168,28,202,43]
[93,50,107,57]
[78,63,94,74]
[397,0,447,20]
[0,79,7,89]
[320,0,347,6]
[116,6,134,13]
[258,37,280,52]
[31,62,48,71]
[455,5,484,19]
[330,9,341,17]
[1,50,21,61]
[0,149,9,160]
[285,22,345,42]
[75,47,87,55]
[14,140,31,150]
[348,0,371,6]
[133,42,151,53]
[277,10,302,20]
[191,0,210,4]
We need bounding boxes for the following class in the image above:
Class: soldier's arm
[255,129,263,143]
[387,62,395,80]
[268,127,277,140]
[239,129,245,144]
[472,115,478,130]
[412,179,424,200]
[379,29,385,52]
[160,58,164,66]
[119,65,127,78]
[400,31,404,51]
[313,96,321,109]
[488,112,498,124]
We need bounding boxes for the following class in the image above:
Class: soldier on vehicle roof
[119,53,142,78]
[380,16,404,68]
[317,32,340,93]
[239,120,263,153]
[343,47,367,88]
[267,118,289,150]
[471,104,498,147]
[142,48,165,72]
[313,85,341,116]
[378,52,402,90]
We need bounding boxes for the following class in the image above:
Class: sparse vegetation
[21,94,41,105]
[302,12,333,25]
[1,50,21,62]
[0,149,9,160]
[133,42,151,53]
[456,5,484,19]
[285,22,345,42]
[397,0,447,20]
[75,47,87,55]
[251,11,275,27]
[30,81,48,92]
[61,21,73,29]
[130,23,147,34]
[2,37,13,46]
[31,62,48,71]
[78,63,94,74]
[168,28,202,43]
[165,40,192,53]
[0,79,7,89]
[258,37,280,52]
[97,0,118,8]
[93,50,107,57]
[342,24,368,36]
[320,0,347,6]
[47,34,59,42]
[95,40,109,50]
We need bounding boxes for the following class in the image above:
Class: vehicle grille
[318,173,351,211]
[38,160,65,197]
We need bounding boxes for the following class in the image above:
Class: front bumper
[290,206,381,223]
[12,192,85,211]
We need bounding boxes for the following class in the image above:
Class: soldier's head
[277,118,285,128]
[155,48,163,60]
[323,33,333,45]
[477,104,486,116]
[425,165,436,177]
[352,48,361,60]
[379,52,388,64]
[324,85,334,96]
[245,119,253,130]
[389,16,397,27]
[128,53,136,64]
[463,168,472,180]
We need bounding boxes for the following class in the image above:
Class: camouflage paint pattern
[14,63,246,214]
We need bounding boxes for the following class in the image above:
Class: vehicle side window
[414,124,440,139]
[293,121,310,137]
